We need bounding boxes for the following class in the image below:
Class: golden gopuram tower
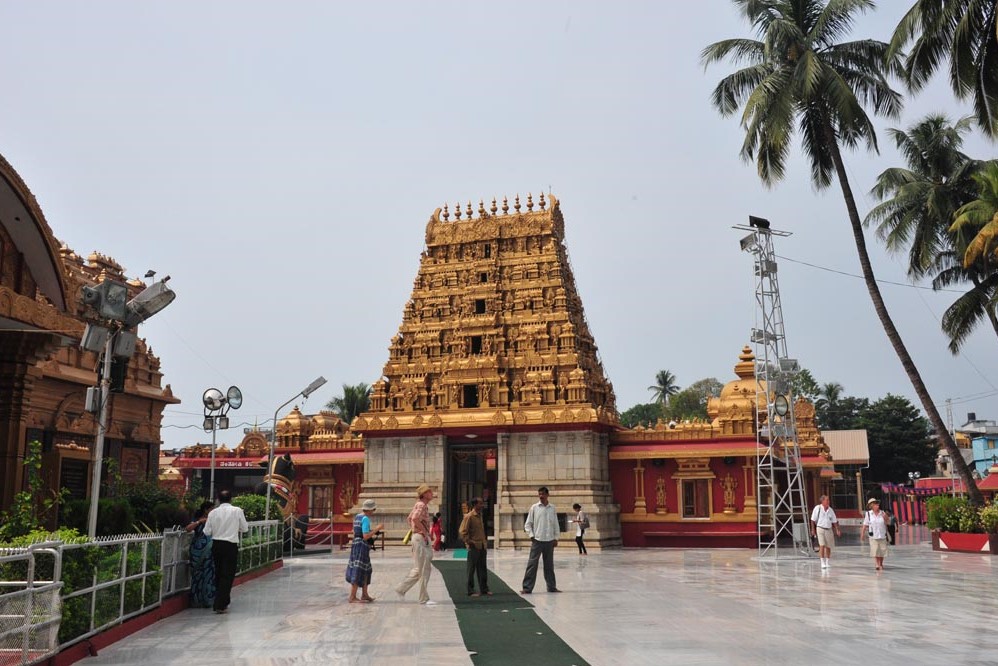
[353,193,621,549]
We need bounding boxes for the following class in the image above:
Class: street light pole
[209,416,218,501]
[265,376,327,523]
[87,332,115,539]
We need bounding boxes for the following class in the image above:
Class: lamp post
[908,471,920,487]
[82,276,176,538]
[265,376,327,523]
[203,386,243,501]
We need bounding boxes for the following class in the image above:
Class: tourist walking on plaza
[809,494,842,570]
[185,501,216,608]
[430,513,443,551]
[862,498,890,571]
[571,503,589,555]
[396,484,436,604]
[459,497,491,597]
[346,499,383,603]
[203,490,248,614]
[521,486,561,594]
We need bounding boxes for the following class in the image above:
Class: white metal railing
[0,520,282,664]
[0,542,63,666]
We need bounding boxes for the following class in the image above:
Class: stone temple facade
[353,194,621,549]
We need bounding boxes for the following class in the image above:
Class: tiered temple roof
[354,193,617,433]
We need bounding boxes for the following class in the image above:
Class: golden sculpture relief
[722,473,738,514]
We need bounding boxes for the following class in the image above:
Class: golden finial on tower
[502,196,509,214]
[442,203,450,221]
[514,194,521,213]
[455,202,462,220]
[539,192,546,210]
[527,193,534,211]
[490,197,498,215]
[466,201,473,219]
[479,200,486,217]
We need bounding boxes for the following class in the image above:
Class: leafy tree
[647,370,680,407]
[860,394,936,483]
[703,0,983,505]
[0,440,66,541]
[944,162,998,351]
[815,382,844,429]
[865,115,979,279]
[667,377,724,421]
[890,0,998,136]
[790,368,821,403]
[619,403,664,428]
[865,115,998,352]
[325,382,372,424]
[821,395,870,431]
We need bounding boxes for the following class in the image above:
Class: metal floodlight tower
[83,275,176,538]
[735,217,810,559]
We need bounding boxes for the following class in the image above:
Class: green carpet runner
[432,560,590,666]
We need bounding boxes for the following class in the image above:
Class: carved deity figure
[655,476,667,514]
[722,473,738,513]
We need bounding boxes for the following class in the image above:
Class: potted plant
[927,495,998,554]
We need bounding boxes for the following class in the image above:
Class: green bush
[152,502,189,530]
[60,498,136,536]
[231,494,282,521]
[980,502,998,534]
[926,496,970,532]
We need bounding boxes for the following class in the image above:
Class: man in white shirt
[810,494,842,569]
[203,490,248,613]
[521,486,561,594]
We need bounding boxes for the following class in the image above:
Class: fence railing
[0,520,281,665]
[0,542,63,666]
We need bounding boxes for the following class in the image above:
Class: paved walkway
[85,529,997,665]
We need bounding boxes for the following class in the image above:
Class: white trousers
[396,533,433,602]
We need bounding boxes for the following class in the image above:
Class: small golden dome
[707,346,766,426]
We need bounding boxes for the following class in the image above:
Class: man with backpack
[572,502,590,555]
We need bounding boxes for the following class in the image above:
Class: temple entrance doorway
[445,439,497,547]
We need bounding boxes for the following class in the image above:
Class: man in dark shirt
[459,497,491,597]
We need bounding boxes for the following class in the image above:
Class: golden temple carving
[357,193,617,430]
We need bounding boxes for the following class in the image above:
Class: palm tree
[648,370,680,407]
[865,115,979,279]
[815,382,844,429]
[945,163,998,351]
[703,0,984,505]
[325,383,371,424]
[952,162,998,267]
[864,115,998,352]
[932,228,998,352]
[890,1,998,136]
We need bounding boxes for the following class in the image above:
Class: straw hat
[416,484,432,499]
[362,499,377,511]
[867,497,880,506]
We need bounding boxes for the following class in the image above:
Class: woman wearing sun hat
[395,484,436,604]
[346,498,383,602]
[861,497,890,571]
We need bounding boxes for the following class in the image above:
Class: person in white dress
[810,494,842,569]
[861,498,890,571]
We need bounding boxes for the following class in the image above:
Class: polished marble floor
[85,527,997,665]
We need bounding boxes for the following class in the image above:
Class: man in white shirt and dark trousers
[521,486,561,594]
[810,494,842,569]
[203,490,248,613]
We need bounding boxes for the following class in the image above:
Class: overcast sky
[2,1,996,452]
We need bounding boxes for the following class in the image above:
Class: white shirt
[810,504,838,529]
[863,511,888,540]
[203,502,249,544]
[525,501,559,542]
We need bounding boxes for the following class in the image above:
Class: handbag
[402,528,413,546]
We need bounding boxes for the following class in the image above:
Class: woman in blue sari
[345,499,382,603]
[186,501,216,608]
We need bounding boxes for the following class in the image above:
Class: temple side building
[0,154,178,515]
